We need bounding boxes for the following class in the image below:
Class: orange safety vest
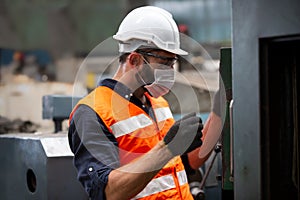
[70,86,193,200]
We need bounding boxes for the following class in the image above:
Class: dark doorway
[260,35,300,200]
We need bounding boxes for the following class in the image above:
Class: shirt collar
[98,78,153,114]
[98,79,134,100]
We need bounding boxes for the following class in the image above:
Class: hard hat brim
[114,35,189,56]
[166,48,188,56]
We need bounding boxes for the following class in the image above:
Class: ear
[128,52,143,67]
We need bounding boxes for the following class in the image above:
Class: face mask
[144,68,175,98]
[137,58,175,98]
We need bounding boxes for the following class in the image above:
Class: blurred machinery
[42,95,81,133]
[0,95,87,199]
[0,133,88,199]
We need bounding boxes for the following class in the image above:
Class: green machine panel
[220,47,234,198]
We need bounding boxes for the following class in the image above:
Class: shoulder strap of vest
[69,89,96,125]
[77,89,96,108]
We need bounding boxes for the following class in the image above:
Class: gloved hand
[163,113,203,156]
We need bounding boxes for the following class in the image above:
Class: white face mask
[144,68,175,98]
[135,55,176,97]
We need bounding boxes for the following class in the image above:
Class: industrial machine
[0,133,88,199]
[0,95,88,199]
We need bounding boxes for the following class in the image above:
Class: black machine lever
[191,143,222,200]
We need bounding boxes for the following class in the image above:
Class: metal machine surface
[232,0,300,199]
[42,95,81,133]
[0,133,88,199]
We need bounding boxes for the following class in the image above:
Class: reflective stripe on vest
[153,107,173,122]
[110,107,173,138]
[132,170,188,199]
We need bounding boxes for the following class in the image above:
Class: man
[68,6,204,199]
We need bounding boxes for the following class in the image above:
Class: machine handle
[229,99,234,182]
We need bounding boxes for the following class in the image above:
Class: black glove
[164,113,203,156]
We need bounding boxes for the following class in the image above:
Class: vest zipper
[172,167,183,199]
[149,106,160,131]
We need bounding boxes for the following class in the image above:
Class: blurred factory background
[0,0,231,132]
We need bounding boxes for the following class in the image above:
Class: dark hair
[119,53,130,63]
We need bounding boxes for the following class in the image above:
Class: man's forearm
[105,141,173,200]
[189,112,223,169]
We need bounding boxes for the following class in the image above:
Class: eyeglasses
[137,51,178,67]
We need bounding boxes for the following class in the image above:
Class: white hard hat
[113,6,188,55]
